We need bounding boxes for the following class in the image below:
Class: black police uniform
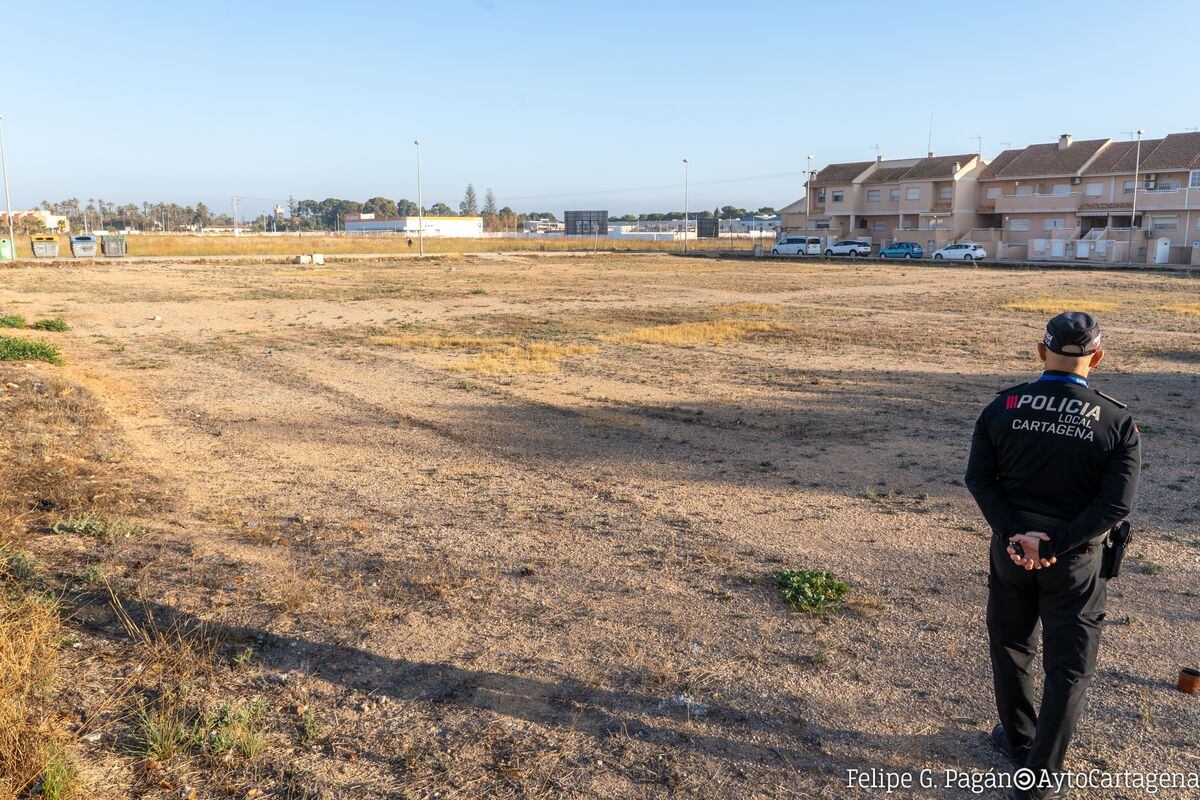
[965,317,1140,793]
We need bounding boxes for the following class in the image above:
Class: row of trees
[31,191,777,234]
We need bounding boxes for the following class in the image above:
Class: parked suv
[878,241,924,259]
[824,240,872,257]
[932,242,987,261]
[771,236,821,255]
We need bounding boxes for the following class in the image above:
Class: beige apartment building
[794,153,986,251]
[784,131,1200,264]
[976,132,1200,264]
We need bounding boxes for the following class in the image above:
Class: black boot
[990,723,1029,766]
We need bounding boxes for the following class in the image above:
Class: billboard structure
[564,210,608,236]
[697,218,719,238]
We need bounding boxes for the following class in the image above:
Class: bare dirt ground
[4,253,1199,799]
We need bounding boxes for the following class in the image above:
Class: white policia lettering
[1015,394,1101,420]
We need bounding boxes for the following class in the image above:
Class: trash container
[100,235,127,257]
[31,235,60,258]
[69,235,98,257]
[0,238,12,261]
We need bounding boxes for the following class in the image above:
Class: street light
[805,153,814,233]
[1126,128,1145,264]
[414,139,424,256]
[682,158,689,253]
[0,115,14,260]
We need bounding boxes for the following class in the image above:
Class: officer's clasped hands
[1007,532,1057,570]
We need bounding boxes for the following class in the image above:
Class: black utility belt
[1102,521,1133,580]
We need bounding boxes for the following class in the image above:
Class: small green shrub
[52,514,143,543]
[77,565,106,586]
[0,335,62,364]
[774,569,850,613]
[0,314,26,328]
[32,318,71,332]
[133,704,196,761]
[1,548,38,581]
[39,748,78,800]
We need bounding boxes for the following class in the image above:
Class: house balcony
[1079,187,1200,213]
[995,192,1082,214]
[931,200,952,213]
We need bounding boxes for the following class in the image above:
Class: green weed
[32,318,71,332]
[0,314,26,328]
[774,569,851,613]
[0,335,62,364]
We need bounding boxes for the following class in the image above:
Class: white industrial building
[343,213,483,237]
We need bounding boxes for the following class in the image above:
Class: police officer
[965,312,1141,800]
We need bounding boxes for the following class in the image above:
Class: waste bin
[31,235,60,258]
[100,235,127,257]
[69,235,98,257]
[0,238,12,261]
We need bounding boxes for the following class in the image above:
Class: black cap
[1044,311,1101,356]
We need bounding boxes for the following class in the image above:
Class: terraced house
[975,132,1200,264]
[786,131,1200,264]
[799,153,985,251]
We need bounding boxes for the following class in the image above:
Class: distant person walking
[965,312,1141,800]
[407,237,413,249]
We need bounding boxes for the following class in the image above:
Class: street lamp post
[414,139,424,256]
[0,115,15,260]
[682,158,689,253]
[805,153,814,234]
[1126,128,1145,264]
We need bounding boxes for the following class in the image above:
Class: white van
[771,236,821,255]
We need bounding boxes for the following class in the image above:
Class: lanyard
[1038,372,1088,388]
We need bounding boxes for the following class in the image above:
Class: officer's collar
[1038,370,1089,388]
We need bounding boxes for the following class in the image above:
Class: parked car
[878,241,924,259]
[932,242,987,261]
[771,236,821,255]
[824,240,872,257]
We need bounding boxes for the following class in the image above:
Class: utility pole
[682,158,689,253]
[805,153,814,234]
[1125,129,1145,264]
[414,139,424,256]
[0,115,14,259]
[231,196,241,237]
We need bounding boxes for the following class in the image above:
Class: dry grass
[371,334,519,350]
[601,319,790,346]
[1158,302,1200,316]
[1000,298,1120,313]
[0,590,71,799]
[452,343,597,373]
[12,233,756,258]
[717,302,783,315]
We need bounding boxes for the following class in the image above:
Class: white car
[771,236,821,255]
[932,242,987,261]
[824,240,872,257]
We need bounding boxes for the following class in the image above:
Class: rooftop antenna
[870,143,882,159]
[971,134,982,155]
[927,113,934,155]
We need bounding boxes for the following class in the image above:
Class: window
[873,220,886,232]
[817,188,826,203]
[1010,219,1030,232]
[815,220,830,230]
[1156,179,1179,191]
[1044,218,1065,230]
[1191,170,1200,189]
[906,187,919,200]
[1150,215,1179,230]
[1051,184,1070,196]
[1123,181,1136,194]
[1015,186,1033,197]
[1085,183,1104,196]
[890,189,900,201]
[857,217,867,229]
[986,186,1001,199]
[938,186,953,200]
[832,191,844,203]
[867,190,881,202]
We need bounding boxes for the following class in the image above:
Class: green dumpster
[101,235,127,257]
[69,235,98,257]
[0,238,13,261]
[31,235,60,258]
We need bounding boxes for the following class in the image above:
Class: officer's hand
[1008,532,1057,570]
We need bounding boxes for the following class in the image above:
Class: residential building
[787,152,986,251]
[343,213,483,237]
[976,132,1200,264]
[13,209,70,233]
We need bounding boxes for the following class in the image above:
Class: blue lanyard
[1038,372,1088,388]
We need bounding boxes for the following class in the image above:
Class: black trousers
[987,535,1107,777]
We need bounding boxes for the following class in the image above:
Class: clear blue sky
[5,0,1198,218]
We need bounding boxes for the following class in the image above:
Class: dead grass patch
[601,320,791,346]
[717,302,783,316]
[452,343,597,374]
[1000,299,1119,314]
[1158,302,1200,317]
[370,334,519,350]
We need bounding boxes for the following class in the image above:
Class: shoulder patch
[995,382,1030,396]
[1092,388,1127,409]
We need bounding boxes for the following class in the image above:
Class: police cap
[1044,311,1101,356]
